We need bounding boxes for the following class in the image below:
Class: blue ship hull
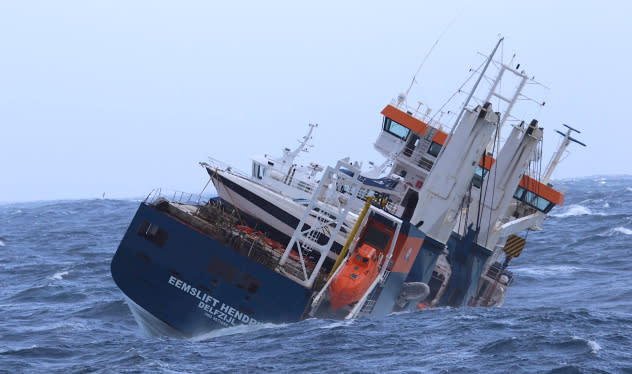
[111,203,312,337]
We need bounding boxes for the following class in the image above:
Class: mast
[542,124,586,184]
[287,123,317,160]
[450,37,504,136]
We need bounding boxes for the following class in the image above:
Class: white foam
[0,240,4,247]
[603,202,610,208]
[514,265,580,277]
[551,205,592,218]
[613,227,632,235]
[588,340,601,353]
[191,322,286,341]
[51,271,69,280]
[573,336,601,353]
[318,319,357,329]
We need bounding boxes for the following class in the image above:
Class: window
[382,118,410,140]
[524,191,554,212]
[252,163,266,179]
[472,166,488,189]
[427,141,442,157]
[514,186,526,200]
[336,183,351,194]
[137,221,168,247]
[513,186,554,213]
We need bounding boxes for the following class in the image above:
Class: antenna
[404,15,459,97]
[434,37,504,162]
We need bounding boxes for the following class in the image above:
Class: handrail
[144,187,215,206]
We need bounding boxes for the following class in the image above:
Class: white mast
[542,125,586,184]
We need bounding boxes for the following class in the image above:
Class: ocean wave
[551,205,593,217]
[0,344,74,359]
[513,265,580,277]
[0,239,5,247]
[21,321,89,334]
[191,321,287,341]
[627,187,632,192]
[317,319,357,330]
[606,227,632,236]
[50,271,69,280]
[572,336,601,353]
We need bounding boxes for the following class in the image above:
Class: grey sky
[1,1,630,202]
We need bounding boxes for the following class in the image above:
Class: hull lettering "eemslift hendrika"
[167,276,258,327]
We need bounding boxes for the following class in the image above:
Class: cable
[404,14,459,96]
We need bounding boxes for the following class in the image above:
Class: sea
[1,175,631,373]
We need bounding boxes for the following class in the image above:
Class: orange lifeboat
[329,244,380,311]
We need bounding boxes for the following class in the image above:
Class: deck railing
[144,188,215,206]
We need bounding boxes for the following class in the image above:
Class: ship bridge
[373,103,565,220]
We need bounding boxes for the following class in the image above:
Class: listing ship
[110,40,585,337]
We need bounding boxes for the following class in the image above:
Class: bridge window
[514,186,526,200]
[427,141,442,157]
[524,191,555,213]
[472,165,488,189]
[383,117,410,140]
[513,186,554,213]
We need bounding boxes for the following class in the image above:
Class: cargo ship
[110,40,584,337]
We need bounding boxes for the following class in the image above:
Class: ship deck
[151,198,328,291]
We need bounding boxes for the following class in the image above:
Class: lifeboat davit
[329,244,380,311]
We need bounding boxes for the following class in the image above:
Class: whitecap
[513,265,580,277]
[626,187,632,192]
[603,202,610,208]
[551,205,592,218]
[573,336,601,353]
[612,227,632,236]
[51,271,69,280]
[0,240,4,247]
[317,319,356,330]
[588,340,601,353]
